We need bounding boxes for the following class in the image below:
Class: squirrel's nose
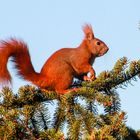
[106,47,109,52]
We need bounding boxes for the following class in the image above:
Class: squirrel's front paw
[83,75,96,81]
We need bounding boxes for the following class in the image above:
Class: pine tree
[0,57,140,140]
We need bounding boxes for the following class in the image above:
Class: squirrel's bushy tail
[0,38,40,86]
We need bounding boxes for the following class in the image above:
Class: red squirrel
[0,24,109,94]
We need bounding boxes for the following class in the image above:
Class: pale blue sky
[0,0,140,130]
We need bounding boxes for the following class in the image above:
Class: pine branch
[83,58,140,91]
[0,57,139,139]
[0,86,58,108]
[104,89,121,114]
[33,103,50,130]
[52,99,66,132]
[0,58,139,109]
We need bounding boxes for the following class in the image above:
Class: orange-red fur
[0,24,109,94]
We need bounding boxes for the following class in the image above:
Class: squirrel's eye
[96,41,101,46]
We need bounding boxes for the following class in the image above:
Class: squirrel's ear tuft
[83,24,94,41]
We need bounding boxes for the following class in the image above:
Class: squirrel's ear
[83,24,94,41]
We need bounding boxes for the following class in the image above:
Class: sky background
[0,0,140,130]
